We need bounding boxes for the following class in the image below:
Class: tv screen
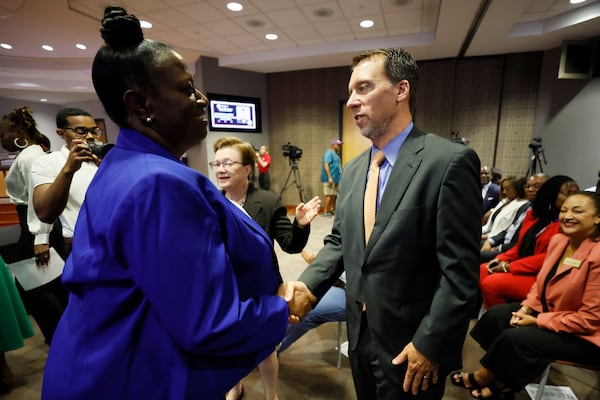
[207,93,262,133]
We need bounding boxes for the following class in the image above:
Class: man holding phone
[30,107,100,262]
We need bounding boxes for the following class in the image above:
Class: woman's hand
[295,196,321,227]
[486,259,510,274]
[510,308,538,327]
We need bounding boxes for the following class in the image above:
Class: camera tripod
[526,149,547,176]
[279,158,305,203]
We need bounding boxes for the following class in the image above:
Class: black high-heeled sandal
[471,383,515,400]
[450,370,482,389]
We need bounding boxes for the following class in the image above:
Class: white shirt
[30,145,98,243]
[481,181,491,199]
[5,145,44,205]
[482,198,529,238]
[5,145,56,241]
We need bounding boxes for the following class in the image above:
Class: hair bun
[100,6,144,49]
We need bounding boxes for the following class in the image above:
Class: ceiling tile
[204,18,247,35]
[249,0,297,12]
[267,8,311,26]
[282,24,322,41]
[148,8,200,28]
[313,19,353,36]
[177,2,228,23]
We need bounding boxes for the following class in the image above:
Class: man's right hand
[34,243,51,267]
[65,138,95,174]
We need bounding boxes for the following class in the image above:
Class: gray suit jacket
[299,126,481,383]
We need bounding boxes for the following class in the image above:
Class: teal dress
[0,256,34,352]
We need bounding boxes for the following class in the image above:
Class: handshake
[277,281,317,323]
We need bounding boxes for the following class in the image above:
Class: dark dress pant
[349,313,446,400]
[259,172,270,191]
[471,302,600,390]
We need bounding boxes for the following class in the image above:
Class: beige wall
[341,106,371,166]
[266,67,351,205]
[267,52,543,206]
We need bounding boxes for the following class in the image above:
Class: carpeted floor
[1,215,598,399]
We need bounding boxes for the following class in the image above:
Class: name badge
[563,257,582,268]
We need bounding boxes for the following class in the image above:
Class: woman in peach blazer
[451,191,600,399]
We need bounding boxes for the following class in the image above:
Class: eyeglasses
[64,127,103,137]
[209,161,243,170]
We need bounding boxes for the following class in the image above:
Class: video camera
[282,142,303,160]
[450,130,469,146]
[528,137,543,152]
[88,142,114,159]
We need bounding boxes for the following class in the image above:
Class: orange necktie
[364,151,385,244]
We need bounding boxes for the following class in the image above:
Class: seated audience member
[480,174,549,262]
[481,177,528,241]
[278,252,346,353]
[211,137,321,400]
[212,137,320,254]
[0,255,35,394]
[491,167,502,185]
[42,8,314,399]
[451,191,600,399]
[482,165,500,216]
[479,176,579,310]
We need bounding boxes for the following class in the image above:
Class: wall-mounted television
[207,93,262,133]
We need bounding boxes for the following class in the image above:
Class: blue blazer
[483,182,501,215]
[42,129,288,400]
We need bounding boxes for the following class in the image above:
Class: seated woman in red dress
[479,175,579,309]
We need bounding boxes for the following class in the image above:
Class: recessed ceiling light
[75,43,87,50]
[570,0,586,4]
[1,43,12,49]
[360,20,374,28]
[42,44,54,51]
[227,2,243,12]
[140,20,152,29]
[40,99,47,102]
[265,33,278,41]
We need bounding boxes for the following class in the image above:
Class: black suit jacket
[243,185,309,253]
[299,127,481,382]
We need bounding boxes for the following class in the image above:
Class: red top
[497,208,560,275]
[258,153,271,173]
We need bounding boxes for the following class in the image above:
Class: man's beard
[360,114,392,141]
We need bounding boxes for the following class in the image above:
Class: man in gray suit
[295,48,481,399]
